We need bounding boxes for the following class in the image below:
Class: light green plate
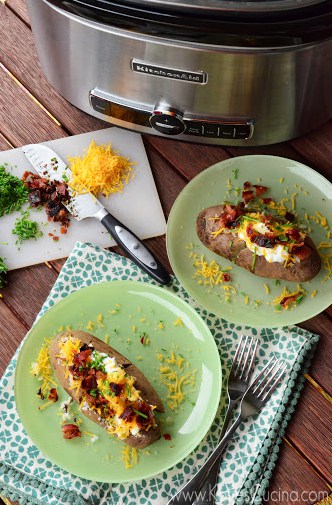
[15,281,221,483]
[167,155,332,327]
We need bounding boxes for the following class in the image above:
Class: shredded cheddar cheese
[31,339,57,398]
[173,317,184,327]
[273,285,305,311]
[58,335,157,441]
[68,140,134,197]
[122,446,138,469]
[158,352,196,411]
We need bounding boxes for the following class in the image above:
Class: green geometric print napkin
[0,242,319,505]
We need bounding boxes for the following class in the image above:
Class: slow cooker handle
[100,212,171,285]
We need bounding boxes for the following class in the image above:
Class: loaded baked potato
[196,204,321,282]
[49,330,164,448]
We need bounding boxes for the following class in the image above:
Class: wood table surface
[0,2,331,504]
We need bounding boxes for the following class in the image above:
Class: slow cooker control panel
[90,92,254,140]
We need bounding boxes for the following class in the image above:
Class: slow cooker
[27,0,332,146]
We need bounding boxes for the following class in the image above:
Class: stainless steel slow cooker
[27,0,332,146]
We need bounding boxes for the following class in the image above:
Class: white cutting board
[0,128,166,270]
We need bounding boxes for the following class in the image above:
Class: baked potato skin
[49,330,164,448]
[196,205,321,282]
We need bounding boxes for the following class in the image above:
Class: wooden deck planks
[5,0,30,25]
[0,4,107,136]
[264,440,331,505]
[286,382,332,484]
[0,0,331,501]
[0,66,66,146]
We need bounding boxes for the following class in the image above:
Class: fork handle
[192,399,237,505]
[167,415,242,505]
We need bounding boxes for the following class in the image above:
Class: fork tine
[238,336,252,379]
[261,363,287,401]
[258,360,284,397]
[251,359,280,394]
[230,335,246,375]
[242,338,258,382]
[248,356,275,392]
[235,335,250,375]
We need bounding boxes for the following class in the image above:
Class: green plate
[15,281,221,483]
[167,155,332,327]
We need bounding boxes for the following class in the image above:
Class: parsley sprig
[0,165,28,217]
[0,257,8,288]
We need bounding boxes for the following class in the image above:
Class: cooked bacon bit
[85,392,108,408]
[72,349,92,367]
[243,181,251,189]
[80,343,92,352]
[60,227,67,235]
[246,223,254,236]
[262,197,273,204]
[119,405,135,422]
[219,204,241,229]
[22,171,71,229]
[242,190,254,204]
[284,211,295,223]
[293,245,311,260]
[286,228,301,241]
[81,374,97,392]
[37,387,45,400]
[61,424,82,439]
[163,433,172,441]
[48,232,59,242]
[48,388,58,402]
[110,382,123,396]
[253,185,268,196]
[223,273,231,282]
[133,401,154,428]
[251,234,275,248]
[280,294,298,308]
[289,241,304,253]
[96,370,107,381]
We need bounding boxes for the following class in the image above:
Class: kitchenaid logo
[131,60,207,84]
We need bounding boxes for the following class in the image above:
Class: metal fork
[193,335,258,505]
[167,357,287,505]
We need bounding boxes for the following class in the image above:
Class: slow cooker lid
[119,0,327,13]
[55,0,332,47]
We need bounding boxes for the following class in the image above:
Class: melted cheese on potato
[58,336,155,439]
[238,225,290,263]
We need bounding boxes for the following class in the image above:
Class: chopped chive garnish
[133,409,148,419]
[251,247,257,271]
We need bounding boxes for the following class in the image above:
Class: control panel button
[185,121,203,135]
[203,124,219,138]
[219,124,236,139]
[234,124,252,139]
[90,94,110,115]
[150,113,185,135]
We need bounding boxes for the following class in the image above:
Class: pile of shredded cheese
[273,285,305,311]
[188,250,236,301]
[68,140,135,197]
[121,446,139,469]
[31,339,57,399]
[157,351,196,411]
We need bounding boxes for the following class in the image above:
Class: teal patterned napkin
[0,242,319,505]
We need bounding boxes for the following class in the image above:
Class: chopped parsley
[0,257,8,288]
[0,165,28,217]
[12,211,43,244]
